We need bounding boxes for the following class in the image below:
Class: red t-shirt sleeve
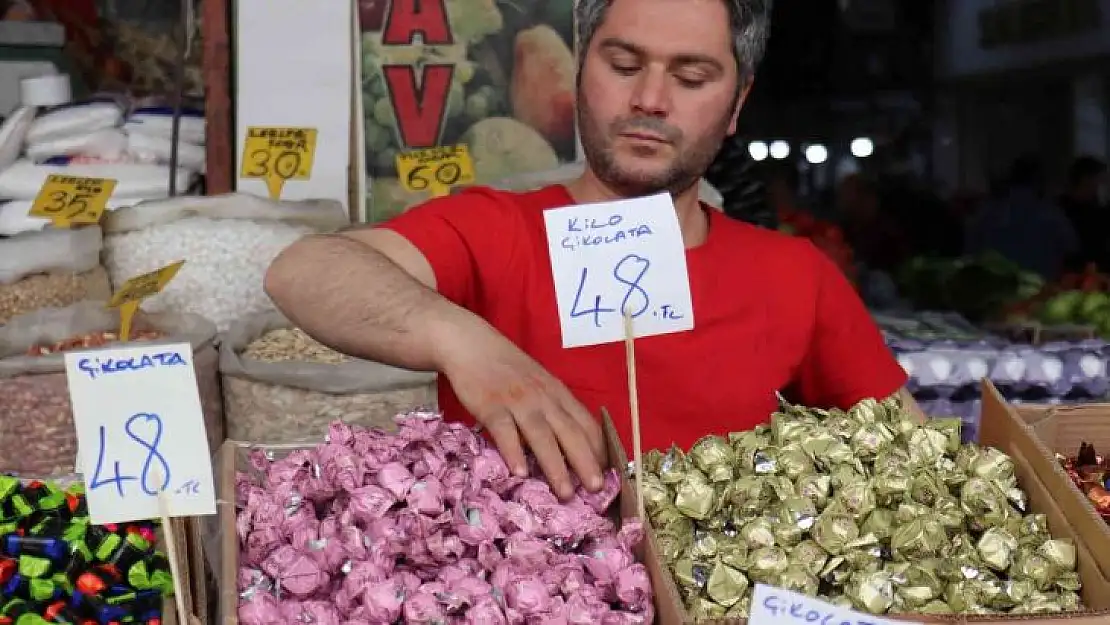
[792,246,908,408]
[377,187,520,310]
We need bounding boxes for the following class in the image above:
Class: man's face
[578,0,748,197]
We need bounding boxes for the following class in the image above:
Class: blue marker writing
[762,593,864,625]
[89,412,172,497]
[567,214,623,232]
[560,224,654,252]
[77,350,187,380]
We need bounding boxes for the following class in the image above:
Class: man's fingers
[558,389,607,466]
[481,408,528,477]
[513,407,574,499]
[545,403,604,493]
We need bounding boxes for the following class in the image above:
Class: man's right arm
[263,226,482,373]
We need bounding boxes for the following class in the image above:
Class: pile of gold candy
[642,395,1082,620]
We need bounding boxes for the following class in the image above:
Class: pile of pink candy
[235,413,654,624]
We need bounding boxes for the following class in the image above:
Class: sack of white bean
[0,300,225,476]
[102,193,349,332]
[0,227,112,324]
[219,311,437,443]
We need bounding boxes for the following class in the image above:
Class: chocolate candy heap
[643,395,1082,619]
[0,477,172,625]
[1058,443,1110,521]
[236,415,653,624]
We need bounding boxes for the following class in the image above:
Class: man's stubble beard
[577,88,732,198]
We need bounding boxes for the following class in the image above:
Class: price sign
[395,145,476,197]
[750,584,921,625]
[108,261,185,342]
[240,126,318,200]
[28,175,117,227]
[64,342,216,525]
[543,192,694,348]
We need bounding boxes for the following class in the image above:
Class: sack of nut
[219,311,437,443]
[0,300,224,476]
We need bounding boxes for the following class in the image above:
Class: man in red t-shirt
[265,0,913,499]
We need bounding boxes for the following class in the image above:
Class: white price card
[751,584,922,625]
[543,192,694,348]
[64,342,216,525]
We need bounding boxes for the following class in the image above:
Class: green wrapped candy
[732,431,773,473]
[794,474,831,508]
[689,531,719,560]
[689,435,736,483]
[872,467,910,506]
[776,563,819,596]
[772,521,805,548]
[945,580,985,612]
[687,596,727,619]
[640,473,671,513]
[650,504,692,535]
[891,516,947,561]
[812,512,859,555]
[820,556,852,587]
[777,443,815,480]
[829,465,865,490]
[841,544,885,574]
[850,421,896,459]
[728,475,776,514]
[933,494,965,531]
[894,501,931,524]
[739,517,776,549]
[724,595,751,617]
[833,481,876,520]
[657,446,690,485]
[906,427,949,466]
[917,600,954,614]
[706,560,748,607]
[673,557,709,589]
[1055,571,1081,592]
[655,531,690,562]
[894,562,944,607]
[674,469,717,520]
[771,412,816,445]
[859,508,896,542]
[1037,539,1077,572]
[909,470,944,506]
[967,447,1016,486]
[960,477,1013,531]
[776,496,818,531]
[846,570,896,613]
[977,527,1019,572]
[747,546,789,584]
[935,456,968,490]
[718,537,748,570]
[790,540,828,577]
[1011,548,1058,591]
[848,397,882,423]
[872,447,911,476]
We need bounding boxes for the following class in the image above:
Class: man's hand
[434,319,606,499]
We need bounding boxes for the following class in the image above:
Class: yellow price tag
[28,175,117,227]
[108,260,185,341]
[395,145,476,197]
[240,127,318,200]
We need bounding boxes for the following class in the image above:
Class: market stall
[874,310,1110,440]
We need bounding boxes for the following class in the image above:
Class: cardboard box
[1008,400,1110,583]
[637,381,1110,624]
[211,415,646,624]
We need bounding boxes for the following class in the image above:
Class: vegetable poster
[359,0,578,222]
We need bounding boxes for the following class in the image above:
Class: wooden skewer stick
[622,307,645,521]
[153,469,189,625]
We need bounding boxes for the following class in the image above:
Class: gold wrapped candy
[643,394,1084,620]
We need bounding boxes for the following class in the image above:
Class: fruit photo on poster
[359,0,577,222]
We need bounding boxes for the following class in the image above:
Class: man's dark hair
[575,0,772,88]
[1068,155,1107,187]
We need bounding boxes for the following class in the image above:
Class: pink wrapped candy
[236,415,653,624]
